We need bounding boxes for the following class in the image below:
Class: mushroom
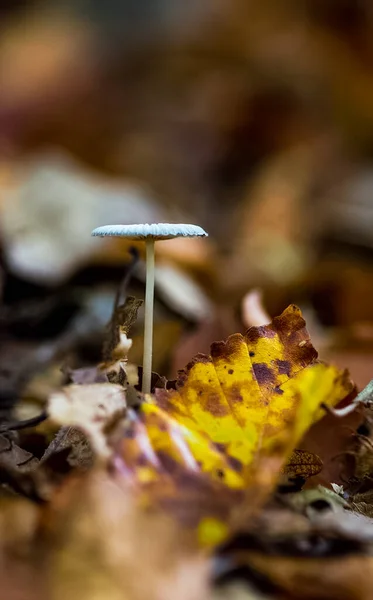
[92,223,208,394]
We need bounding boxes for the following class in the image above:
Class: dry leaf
[283,449,323,480]
[47,470,210,600]
[101,296,142,385]
[48,384,126,459]
[237,553,373,600]
[155,305,352,479]
[114,305,353,544]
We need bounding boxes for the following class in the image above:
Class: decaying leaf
[113,305,353,544]
[101,296,142,385]
[0,433,38,474]
[282,449,323,480]
[41,426,94,471]
[103,296,142,362]
[47,470,210,600]
[155,305,353,480]
[48,384,126,459]
[233,553,373,600]
[215,500,373,600]
[0,497,46,600]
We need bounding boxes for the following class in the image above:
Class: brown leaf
[102,296,143,363]
[283,449,323,480]
[0,433,38,474]
[46,470,210,600]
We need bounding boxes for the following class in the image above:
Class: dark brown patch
[246,324,276,343]
[228,369,234,375]
[230,384,244,403]
[215,442,226,453]
[175,369,188,390]
[249,351,255,357]
[211,334,243,360]
[245,327,260,343]
[210,340,228,360]
[192,353,212,365]
[227,456,243,473]
[156,451,180,473]
[274,386,284,395]
[253,363,275,386]
[272,304,305,335]
[276,359,291,376]
[204,394,230,417]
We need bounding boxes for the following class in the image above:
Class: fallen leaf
[0,433,38,474]
[102,296,143,364]
[41,426,94,471]
[215,500,373,600]
[114,305,353,544]
[235,552,373,600]
[0,497,46,600]
[283,449,323,480]
[48,384,126,459]
[101,296,142,385]
[155,305,353,480]
[47,470,211,600]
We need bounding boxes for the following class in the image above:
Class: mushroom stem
[143,238,155,394]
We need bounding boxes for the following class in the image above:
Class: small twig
[0,410,48,433]
[113,246,140,310]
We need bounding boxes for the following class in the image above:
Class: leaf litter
[2,300,373,599]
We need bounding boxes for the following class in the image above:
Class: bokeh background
[1,0,373,422]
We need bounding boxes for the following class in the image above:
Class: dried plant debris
[1,302,373,598]
[48,383,127,459]
[101,295,143,385]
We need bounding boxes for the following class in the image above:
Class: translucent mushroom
[92,223,208,394]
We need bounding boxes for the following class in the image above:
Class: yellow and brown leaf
[113,305,354,544]
[154,305,353,476]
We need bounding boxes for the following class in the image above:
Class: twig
[0,410,48,433]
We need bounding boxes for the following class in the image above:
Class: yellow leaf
[114,305,354,544]
[155,305,353,478]
[118,403,245,489]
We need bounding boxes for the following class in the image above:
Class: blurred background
[1,0,373,422]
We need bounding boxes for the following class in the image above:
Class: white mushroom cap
[91,223,208,241]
